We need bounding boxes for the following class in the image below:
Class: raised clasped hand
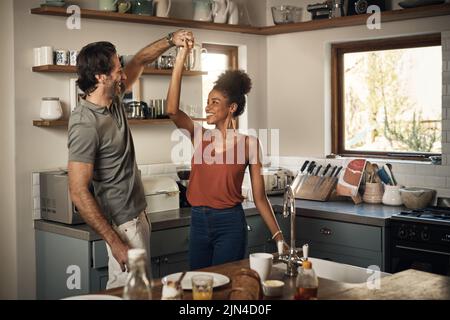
[173,29,195,48]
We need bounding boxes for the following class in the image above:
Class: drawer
[151,226,190,257]
[246,215,271,248]
[91,240,108,269]
[298,239,383,270]
[297,217,382,252]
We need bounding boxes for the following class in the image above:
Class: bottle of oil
[294,245,318,300]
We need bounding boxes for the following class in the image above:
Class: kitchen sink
[273,257,391,284]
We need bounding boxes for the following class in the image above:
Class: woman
[167,40,286,270]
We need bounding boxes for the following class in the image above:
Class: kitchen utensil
[132,0,153,15]
[227,0,239,24]
[153,0,171,17]
[371,163,380,183]
[262,280,284,297]
[312,163,331,192]
[399,187,436,209]
[40,97,63,120]
[55,49,68,65]
[271,5,301,24]
[118,0,132,13]
[362,182,383,204]
[334,166,343,178]
[193,0,213,21]
[385,163,397,185]
[212,0,230,23]
[377,166,393,185]
[382,185,403,206]
[162,271,230,290]
[99,0,118,11]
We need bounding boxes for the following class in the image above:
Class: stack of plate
[42,1,66,7]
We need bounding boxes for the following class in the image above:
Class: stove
[389,198,450,276]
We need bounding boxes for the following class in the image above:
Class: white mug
[40,46,54,65]
[249,253,273,282]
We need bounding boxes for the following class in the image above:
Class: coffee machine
[307,0,332,19]
[176,167,191,208]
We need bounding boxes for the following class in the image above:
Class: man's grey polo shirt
[68,96,146,226]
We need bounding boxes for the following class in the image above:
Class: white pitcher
[212,0,230,23]
[227,0,238,24]
[193,0,213,21]
[153,0,171,17]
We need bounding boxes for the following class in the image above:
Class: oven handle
[395,245,450,256]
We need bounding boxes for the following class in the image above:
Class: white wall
[13,0,267,299]
[266,17,450,196]
[0,0,17,300]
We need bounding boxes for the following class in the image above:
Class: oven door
[391,243,450,276]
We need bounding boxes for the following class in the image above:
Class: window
[201,44,238,128]
[331,34,442,161]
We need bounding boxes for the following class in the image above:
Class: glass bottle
[294,259,318,300]
[122,248,152,300]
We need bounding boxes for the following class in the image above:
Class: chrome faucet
[278,183,304,277]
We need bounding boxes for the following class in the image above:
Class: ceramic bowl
[399,187,436,209]
[262,280,284,297]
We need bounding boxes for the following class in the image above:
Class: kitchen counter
[102,258,450,300]
[33,202,258,241]
[34,197,402,241]
[270,196,404,227]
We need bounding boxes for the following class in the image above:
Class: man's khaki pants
[105,211,151,289]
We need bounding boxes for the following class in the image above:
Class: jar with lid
[40,97,63,121]
[122,248,152,300]
[295,259,318,300]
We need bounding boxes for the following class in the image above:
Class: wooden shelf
[30,5,261,35]
[33,118,207,127]
[31,4,450,35]
[260,3,450,35]
[32,64,207,76]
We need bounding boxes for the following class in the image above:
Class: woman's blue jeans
[189,204,248,270]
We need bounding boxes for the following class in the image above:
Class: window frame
[331,33,442,161]
[201,44,240,127]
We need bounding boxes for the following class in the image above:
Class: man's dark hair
[76,41,117,95]
[213,70,252,117]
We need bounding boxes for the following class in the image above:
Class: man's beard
[107,81,123,98]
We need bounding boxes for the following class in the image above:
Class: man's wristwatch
[166,32,175,47]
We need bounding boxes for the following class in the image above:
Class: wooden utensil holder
[294,175,338,201]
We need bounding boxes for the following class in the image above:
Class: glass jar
[295,260,318,300]
[122,249,152,300]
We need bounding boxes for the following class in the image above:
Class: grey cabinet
[246,214,290,256]
[296,216,387,271]
[150,226,190,279]
[36,230,108,300]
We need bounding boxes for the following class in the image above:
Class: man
[68,30,194,289]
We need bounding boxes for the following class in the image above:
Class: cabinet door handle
[163,257,169,264]
[247,225,252,231]
[320,227,332,235]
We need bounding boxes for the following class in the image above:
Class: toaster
[263,168,294,195]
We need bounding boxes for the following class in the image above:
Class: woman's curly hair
[213,70,252,117]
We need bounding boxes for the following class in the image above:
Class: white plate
[162,271,230,290]
[62,294,123,300]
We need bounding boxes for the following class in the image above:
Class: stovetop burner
[393,202,450,225]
